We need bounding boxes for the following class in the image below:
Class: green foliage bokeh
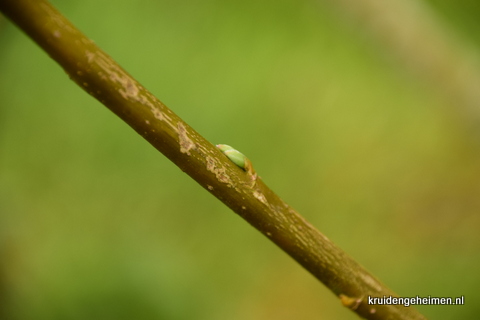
[1,0,479,319]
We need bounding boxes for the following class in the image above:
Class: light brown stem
[0,1,427,319]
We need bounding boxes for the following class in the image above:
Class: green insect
[217,144,257,185]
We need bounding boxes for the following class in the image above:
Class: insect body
[217,144,257,185]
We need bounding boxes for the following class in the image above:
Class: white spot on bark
[253,190,268,206]
[177,123,196,155]
[206,156,233,186]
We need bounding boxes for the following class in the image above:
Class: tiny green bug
[217,144,257,185]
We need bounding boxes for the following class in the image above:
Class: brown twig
[0,0,427,319]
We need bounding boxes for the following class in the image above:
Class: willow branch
[0,1,426,319]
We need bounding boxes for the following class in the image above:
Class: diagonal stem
[0,0,427,319]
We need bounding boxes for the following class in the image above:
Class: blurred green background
[1,0,479,319]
